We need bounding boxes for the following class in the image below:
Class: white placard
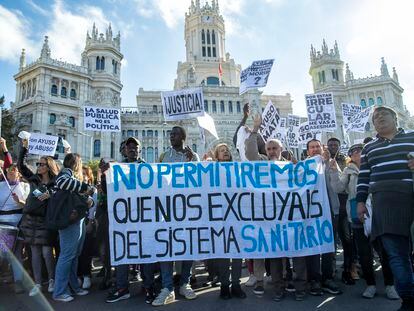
[161,87,205,121]
[345,107,372,133]
[298,121,322,144]
[286,114,301,148]
[84,106,121,132]
[259,100,280,142]
[107,157,334,265]
[341,103,362,131]
[240,59,274,95]
[197,112,218,140]
[28,133,59,156]
[305,93,337,131]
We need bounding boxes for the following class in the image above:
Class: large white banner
[240,59,274,95]
[286,114,301,148]
[106,157,334,265]
[28,133,59,156]
[298,122,322,144]
[341,103,361,131]
[305,93,337,131]
[259,101,280,142]
[84,106,121,132]
[161,87,205,121]
[344,107,372,133]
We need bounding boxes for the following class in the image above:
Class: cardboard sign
[341,103,362,131]
[259,101,280,142]
[286,114,301,148]
[305,93,337,131]
[240,59,274,95]
[298,122,322,144]
[106,157,334,265]
[28,133,59,156]
[344,107,372,133]
[161,87,204,121]
[84,106,121,132]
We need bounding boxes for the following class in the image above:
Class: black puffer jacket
[18,147,56,245]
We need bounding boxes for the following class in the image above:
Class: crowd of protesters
[0,104,413,310]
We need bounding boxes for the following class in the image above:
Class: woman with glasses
[329,143,397,300]
[18,138,60,297]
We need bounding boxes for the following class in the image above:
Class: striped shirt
[56,168,88,193]
[356,129,414,203]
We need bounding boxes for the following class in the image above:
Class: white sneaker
[29,284,41,297]
[179,283,197,300]
[82,276,91,289]
[245,275,257,287]
[362,285,376,299]
[385,285,400,300]
[75,289,89,296]
[53,294,74,302]
[152,288,175,306]
[48,279,54,293]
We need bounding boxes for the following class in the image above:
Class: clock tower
[174,0,241,89]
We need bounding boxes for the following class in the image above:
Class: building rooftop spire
[40,36,51,60]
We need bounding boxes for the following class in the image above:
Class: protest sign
[341,103,361,131]
[84,106,121,132]
[274,117,287,143]
[259,101,280,142]
[28,133,58,156]
[344,107,372,133]
[106,157,334,265]
[298,122,322,144]
[305,93,337,131]
[161,87,204,121]
[286,115,300,148]
[197,112,218,139]
[240,59,274,95]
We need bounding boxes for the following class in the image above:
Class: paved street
[0,258,401,311]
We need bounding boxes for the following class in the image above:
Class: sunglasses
[36,162,48,167]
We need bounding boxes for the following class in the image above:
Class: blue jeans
[53,219,86,298]
[115,264,129,290]
[159,261,193,291]
[380,234,414,302]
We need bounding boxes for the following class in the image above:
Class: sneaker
[245,275,257,287]
[144,288,155,304]
[14,281,25,294]
[53,294,74,302]
[220,285,231,300]
[152,288,175,306]
[295,290,306,301]
[309,280,323,296]
[272,290,284,302]
[253,282,265,295]
[264,274,273,285]
[106,288,130,303]
[231,284,246,299]
[75,289,89,296]
[362,285,376,299]
[82,276,91,289]
[29,284,41,297]
[48,279,54,293]
[385,285,400,300]
[285,283,296,293]
[322,279,342,295]
[179,283,197,300]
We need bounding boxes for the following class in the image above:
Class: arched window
[236,101,241,113]
[122,130,126,137]
[204,100,208,112]
[153,105,158,113]
[201,30,205,44]
[155,130,158,137]
[96,56,100,70]
[212,100,217,113]
[220,100,225,113]
[212,30,216,44]
[49,113,56,125]
[100,57,105,70]
[68,116,75,127]
[51,84,58,96]
[368,98,375,106]
[127,130,133,137]
[142,130,146,137]
[228,101,233,113]
[147,147,154,163]
[61,86,67,97]
[112,59,117,74]
[70,89,76,99]
[360,99,367,108]
[207,30,211,44]
[192,144,197,153]
[206,76,220,85]
[377,97,383,105]
[134,130,139,137]
[93,140,101,157]
[147,130,153,137]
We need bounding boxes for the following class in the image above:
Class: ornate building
[309,40,414,144]
[12,24,123,160]
[121,0,293,161]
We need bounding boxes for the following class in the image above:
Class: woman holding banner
[18,139,60,297]
[213,143,246,300]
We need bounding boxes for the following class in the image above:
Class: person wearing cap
[106,137,146,303]
[329,143,397,299]
[356,106,414,310]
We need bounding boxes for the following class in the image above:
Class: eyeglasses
[36,162,48,167]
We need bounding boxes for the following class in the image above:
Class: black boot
[220,285,231,300]
[231,284,246,299]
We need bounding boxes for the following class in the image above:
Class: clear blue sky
[1,0,413,117]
